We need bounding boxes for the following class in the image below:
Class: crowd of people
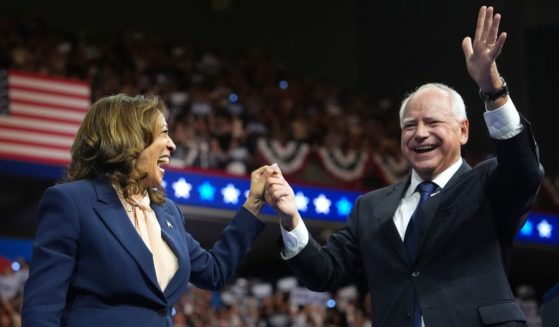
[0,257,26,327]
[3,14,556,193]
[0,256,544,327]
[1,14,409,190]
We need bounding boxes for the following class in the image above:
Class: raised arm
[265,164,301,231]
[189,165,273,290]
[462,7,544,238]
[462,6,508,109]
[264,165,361,291]
[243,164,275,216]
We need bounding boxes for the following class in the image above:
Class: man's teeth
[415,145,435,152]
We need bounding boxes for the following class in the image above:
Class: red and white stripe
[0,70,89,165]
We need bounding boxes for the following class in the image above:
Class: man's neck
[410,158,464,191]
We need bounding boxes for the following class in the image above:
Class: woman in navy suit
[22,94,274,327]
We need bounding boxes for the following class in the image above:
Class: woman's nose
[167,136,177,152]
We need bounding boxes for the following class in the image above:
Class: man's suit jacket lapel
[379,181,412,267]
[92,177,162,295]
[416,161,472,263]
[379,161,472,267]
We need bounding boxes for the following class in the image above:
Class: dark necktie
[403,181,437,327]
[404,181,437,261]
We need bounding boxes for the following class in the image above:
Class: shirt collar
[111,184,151,209]
[406,157,463,197]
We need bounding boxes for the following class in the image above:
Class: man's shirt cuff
[483,98,524,140]
[280,218,309,260]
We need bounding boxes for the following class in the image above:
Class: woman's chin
[143,177,162,190]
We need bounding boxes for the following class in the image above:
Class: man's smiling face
[400,87,469,180]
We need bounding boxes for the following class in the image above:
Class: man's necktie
[403,181,437,327]
[404,181,437,261]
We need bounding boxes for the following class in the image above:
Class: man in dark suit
[265,6,544,327]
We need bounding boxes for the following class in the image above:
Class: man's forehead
[402,104,454,119]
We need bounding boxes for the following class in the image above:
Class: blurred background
[1,0,558,326]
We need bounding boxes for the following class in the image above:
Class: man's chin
[411,164,437,179]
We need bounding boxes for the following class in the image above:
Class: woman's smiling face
[135,112,176,189]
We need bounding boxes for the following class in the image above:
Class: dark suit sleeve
[177,205,265,291]
[284,196,363,292]
[487,118,545,239]
[22,186,80,327]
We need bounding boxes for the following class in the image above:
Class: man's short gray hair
[399,83,467,128]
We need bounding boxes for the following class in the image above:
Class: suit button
[405,312,412,321]
[411,271,420,277]
[157,308,168,317]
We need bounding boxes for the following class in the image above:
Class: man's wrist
[479,76,509,103]
[280,213,300,231]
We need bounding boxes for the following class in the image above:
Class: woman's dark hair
[66,93,168,204]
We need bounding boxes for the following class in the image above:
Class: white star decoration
[313,194,331,214]
[294,191,309,212]
[537,219,553,239]
[222,183,241,204]
[172,178,192,199]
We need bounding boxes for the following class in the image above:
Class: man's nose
[415,123,429,138]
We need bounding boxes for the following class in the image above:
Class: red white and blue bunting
[257,137,412,183]
[257,138,310,175]
[371,153,410,185]
[316,147,370,182]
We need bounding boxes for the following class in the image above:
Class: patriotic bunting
[257,138,310,175]
[371,153,410,185]
[316,147,370,182]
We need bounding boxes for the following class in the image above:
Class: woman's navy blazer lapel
[91,176,162,296]
[151,202,189,298]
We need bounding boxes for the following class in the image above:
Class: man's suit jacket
[286,122,544,327]
[22,175,265,327]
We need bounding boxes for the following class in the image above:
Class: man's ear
[459,119,469,145]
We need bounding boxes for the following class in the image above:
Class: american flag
[0,70,90,166]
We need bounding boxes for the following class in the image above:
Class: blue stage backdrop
[1,159,558,252]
